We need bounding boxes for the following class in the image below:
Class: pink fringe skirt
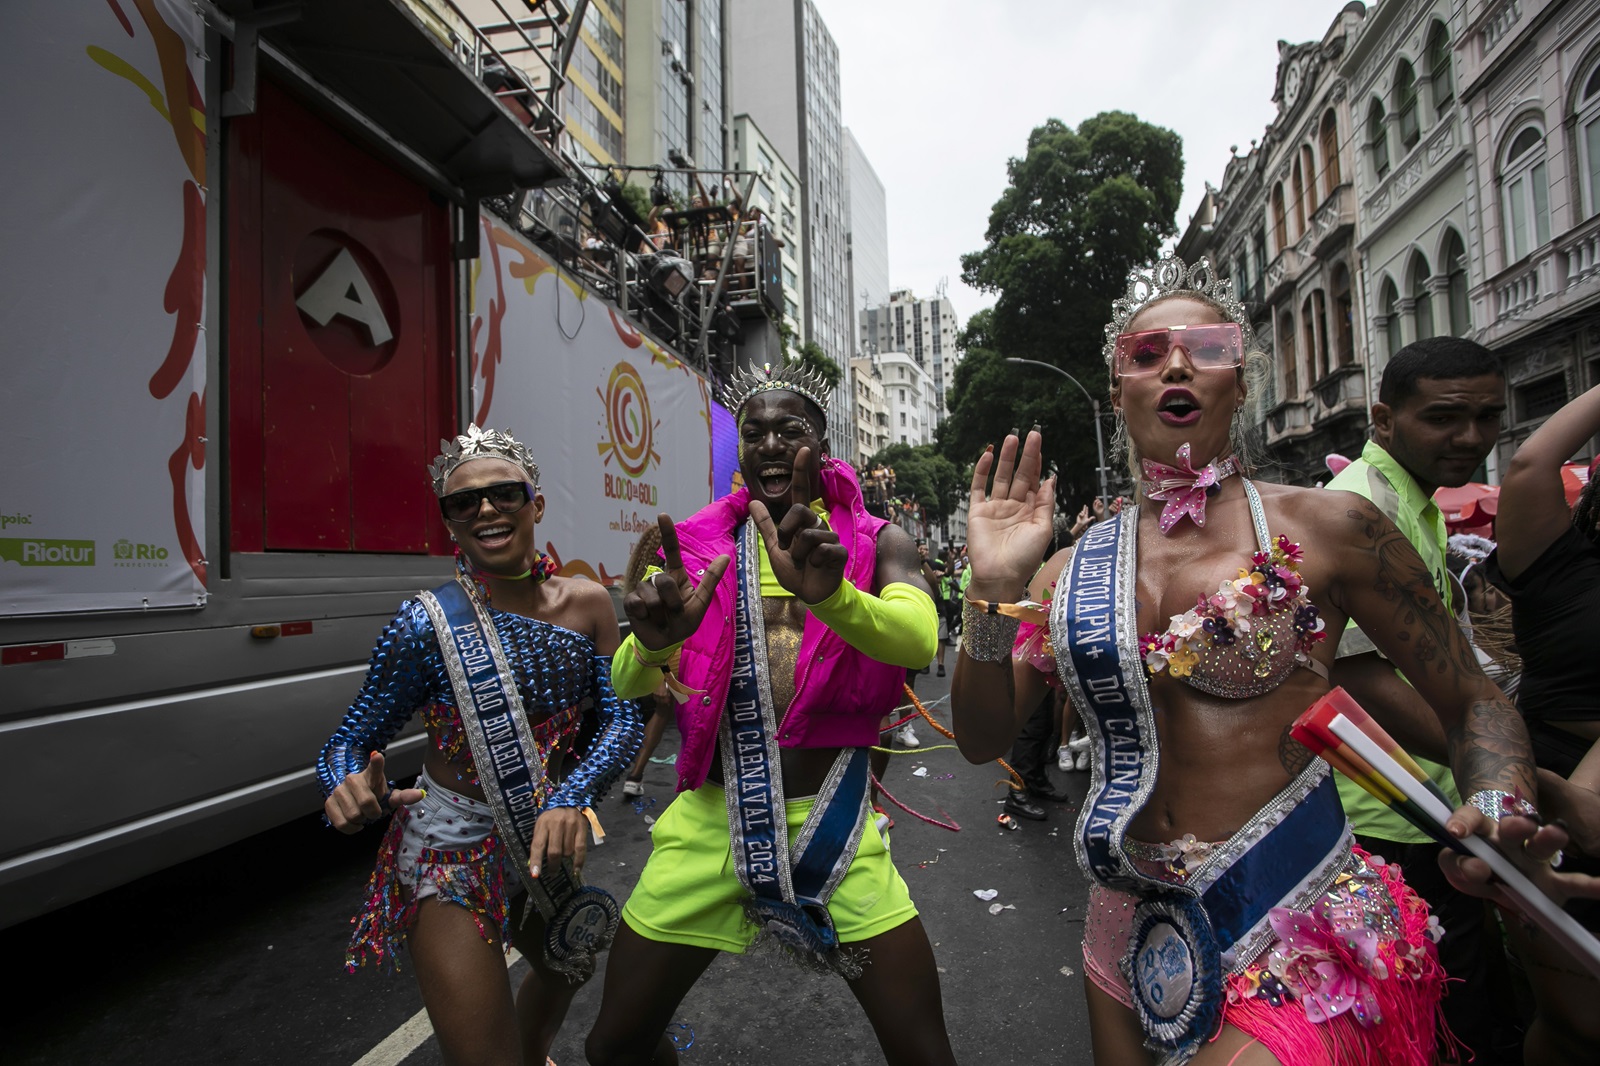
[1083,845,1451,1066]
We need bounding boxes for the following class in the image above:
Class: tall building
[625,0,728,196]
[731,113,805,336]
[729,0,852,438]
[1454,0,1600,473]
[848,356,890,468]
[859,289,959,424]
[1342,0,1476,423]
[877,351,938,447]
[845,128,890,321]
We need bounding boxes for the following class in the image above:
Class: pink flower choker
[1140,443,1240,534]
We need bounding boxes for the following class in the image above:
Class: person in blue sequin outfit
[318,425,641,1066]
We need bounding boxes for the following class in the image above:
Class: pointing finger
[748,499,782,555]
[388,786,425,808]
[657,514,685,575]
[791,447,815,512]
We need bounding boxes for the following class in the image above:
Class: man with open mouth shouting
[585,364,956,1066]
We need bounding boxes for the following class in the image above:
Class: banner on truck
[0,1,208,615]
[471,215,740,585]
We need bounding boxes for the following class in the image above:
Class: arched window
[1396,62,1421,151]
[1272,184,1288,252]
[1577,62,1600,217]
[1442,229,1470,335]
[1428,22,1453,111]
[1278,310,1298,398]
[1410,252,1434,340]
[1292,153,1308,234]
[1302,295,1319,385]
[1320,109,1342,194]
[1502,124,1551,261]
[1301,144,1318,213]
[1368,99,1390,179]
[1381,278,1402,358]
[1331,263,1354,365]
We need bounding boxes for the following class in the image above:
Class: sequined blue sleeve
[315,600,437,797]
[544,654,644,810]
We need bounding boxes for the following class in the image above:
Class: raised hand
[325,751,425,833]
[966,429,1055,600]
[748,446,847,605]
[623,514,730,651]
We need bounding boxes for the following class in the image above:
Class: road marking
[352,948,523,1066]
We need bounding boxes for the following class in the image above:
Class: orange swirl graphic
[598,362,658,476]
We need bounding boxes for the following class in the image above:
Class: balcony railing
[1308,183,1356,259]
[1265,397,1313,445]
[1311,365,1366,428]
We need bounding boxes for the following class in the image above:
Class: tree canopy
[792,340,843,389]
[944,112,1183,507]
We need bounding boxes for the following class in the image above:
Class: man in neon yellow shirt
[1326,336,1506,1061]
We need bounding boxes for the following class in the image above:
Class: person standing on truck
[583,363,957,1066]
[318,424,642,1066]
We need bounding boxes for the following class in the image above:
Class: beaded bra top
[1139,480,1328,699]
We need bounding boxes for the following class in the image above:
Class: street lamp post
[1004,357,1110,505]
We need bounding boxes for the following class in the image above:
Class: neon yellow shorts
[621,782,918,953]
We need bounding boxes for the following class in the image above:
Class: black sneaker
[1025,781,1072,803]
[1003,790,1047,821]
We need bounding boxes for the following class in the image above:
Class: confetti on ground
[973,889,999,901]
[667,1021,695,1051]
[912,766,929,778]
[1059,966,1076,977]
[936,773,955,780]
[988,903,1016,916]
[649,753,677,765]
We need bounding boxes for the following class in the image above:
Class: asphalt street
[4,668,1097,1065]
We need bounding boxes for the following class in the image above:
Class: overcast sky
[812,0,1360,325]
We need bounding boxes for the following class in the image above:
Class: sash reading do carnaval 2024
[419,577,619,978]
[719,521,872,977]
[1053,502,1351,1064]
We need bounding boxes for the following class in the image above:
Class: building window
[1368,99,1390,180]
[1381,278,1402,358]
[899,411,906,426]
[1410,252,1434,340]
[1320,109,1341,195]
[1516,375,1569,422]
[1501,124,1551,262]
[1396,62,1421,152]
[1272,184,1288,252]
[1292,152,1308,234]
[1278,310,1298,398]
[1443,229,1470,335]
[1577,63,1600,218]
[1428,22,1453,111]
[1331,263,1354,365]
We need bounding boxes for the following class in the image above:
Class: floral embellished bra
[1140,480,1328,699]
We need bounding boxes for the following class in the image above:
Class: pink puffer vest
[666,459,905,792]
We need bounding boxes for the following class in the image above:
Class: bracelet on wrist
[960,598,1022,662]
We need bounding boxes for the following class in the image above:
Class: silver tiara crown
[718,361,833,418]
[1102,254,1253,365]
[428,424,540,496]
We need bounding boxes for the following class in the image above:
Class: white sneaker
[1067,733,1090,753]
[1058,745,1073,771]
[895,722,920,748]
[622,779,643,797]
[1075,750,1090,772]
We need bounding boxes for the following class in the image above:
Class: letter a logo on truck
[0,538,96,566]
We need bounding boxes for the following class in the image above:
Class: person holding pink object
[951,255,1598,1065]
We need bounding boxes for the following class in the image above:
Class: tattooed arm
[1327,496,1535,801]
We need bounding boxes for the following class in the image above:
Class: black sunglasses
[438,481,536,523]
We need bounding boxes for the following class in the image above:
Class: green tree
[792,340,843,389]
[866,442,962,523]
[946,112,1183,507]
[618,182,654,226]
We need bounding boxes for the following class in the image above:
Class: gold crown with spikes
[719,361,833,420]
[428,424,540,497]
[1102,254,1253,366]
